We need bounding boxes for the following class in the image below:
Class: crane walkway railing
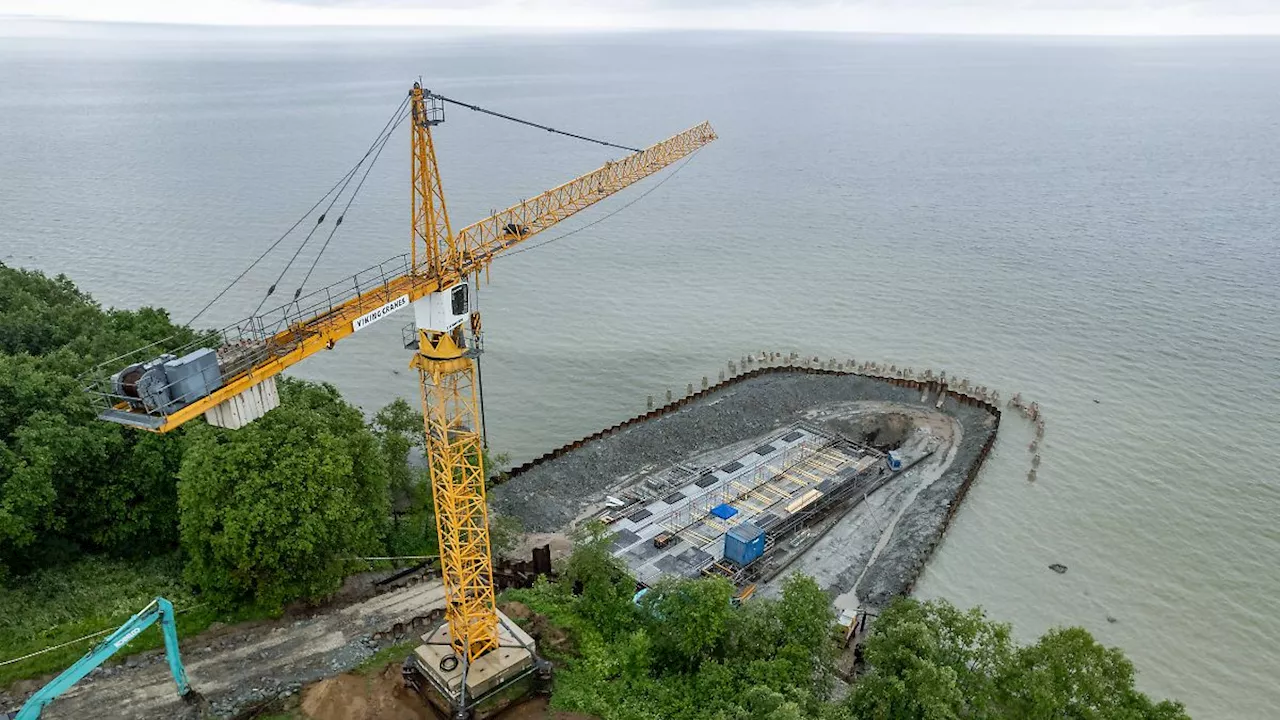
[82,254,415,416]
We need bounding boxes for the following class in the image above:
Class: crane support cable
[188,92,411,326]
[295,109,407,298]
[427,91,641,153]
[499,147,702,260]
[0,603,208,668]
[254,99,411,316]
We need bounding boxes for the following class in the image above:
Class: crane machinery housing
[84,82,716,718]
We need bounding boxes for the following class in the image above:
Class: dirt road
[37,580,446,720]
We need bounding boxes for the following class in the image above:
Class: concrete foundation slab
[410,610,537,718]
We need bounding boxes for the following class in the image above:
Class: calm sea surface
[2,23,1277,718]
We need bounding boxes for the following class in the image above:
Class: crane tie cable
[427,91,641,153]
[295,110,407,298]
[254,99,411,316]
[188,92,411,327]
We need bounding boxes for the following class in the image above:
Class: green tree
[642,575,735,672]
[372,398,436,556]
[1001,627,1190,720]
[177,378,389,610]
[489,513,524,559]
[849,597,1190,720]
[561,522,639,635]
[850,597,1014,720]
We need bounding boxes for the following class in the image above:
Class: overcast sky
[4,0,1280,34]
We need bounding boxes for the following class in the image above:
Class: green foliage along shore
[506,530,1190,720]
[178,378,391,611]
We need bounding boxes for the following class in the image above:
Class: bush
[849,597,1191,720]
[504,534,845,720]
[177,378,389,611]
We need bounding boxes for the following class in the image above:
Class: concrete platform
[410,611,537,718]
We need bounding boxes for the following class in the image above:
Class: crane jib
[80,110,715,440]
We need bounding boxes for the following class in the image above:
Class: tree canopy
[505,529,846,720]
[0,264,195,576]
[850,598,1191,720]
[178,378,391,610]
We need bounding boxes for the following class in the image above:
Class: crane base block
[405,610,547,719]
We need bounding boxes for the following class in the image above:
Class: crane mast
[407,83,499,660]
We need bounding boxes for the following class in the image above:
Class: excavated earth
[490,370,999,609]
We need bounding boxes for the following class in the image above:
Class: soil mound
[299,665,430,720]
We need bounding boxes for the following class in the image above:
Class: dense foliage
[507,532,1190,720]
[178,378,391,610]
[849,598,1191,720]
[0,264,197,576]
[507,527,848,720]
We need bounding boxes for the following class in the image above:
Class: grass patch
[353,640,418,676]
[0,554,265,688]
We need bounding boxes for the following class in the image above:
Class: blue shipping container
[724,522,766,566]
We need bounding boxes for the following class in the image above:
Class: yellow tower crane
[87,82,715,714]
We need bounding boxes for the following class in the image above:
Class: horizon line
[6,14,1280,38]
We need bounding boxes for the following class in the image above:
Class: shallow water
[2,25,1277,718]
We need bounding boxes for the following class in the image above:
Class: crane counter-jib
[84,119,717,434]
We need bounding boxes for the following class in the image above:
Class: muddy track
[26,580,447,720]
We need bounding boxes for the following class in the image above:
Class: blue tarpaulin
[710,503,738,520]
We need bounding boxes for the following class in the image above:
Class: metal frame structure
[83,83,716,669]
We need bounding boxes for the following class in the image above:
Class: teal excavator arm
[10,597,197,720]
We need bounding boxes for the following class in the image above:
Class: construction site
[493,364,1000,619]
[3,80,1001,720]
[6,365,1000,720]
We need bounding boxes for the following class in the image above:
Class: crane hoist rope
[83,81,716,696]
